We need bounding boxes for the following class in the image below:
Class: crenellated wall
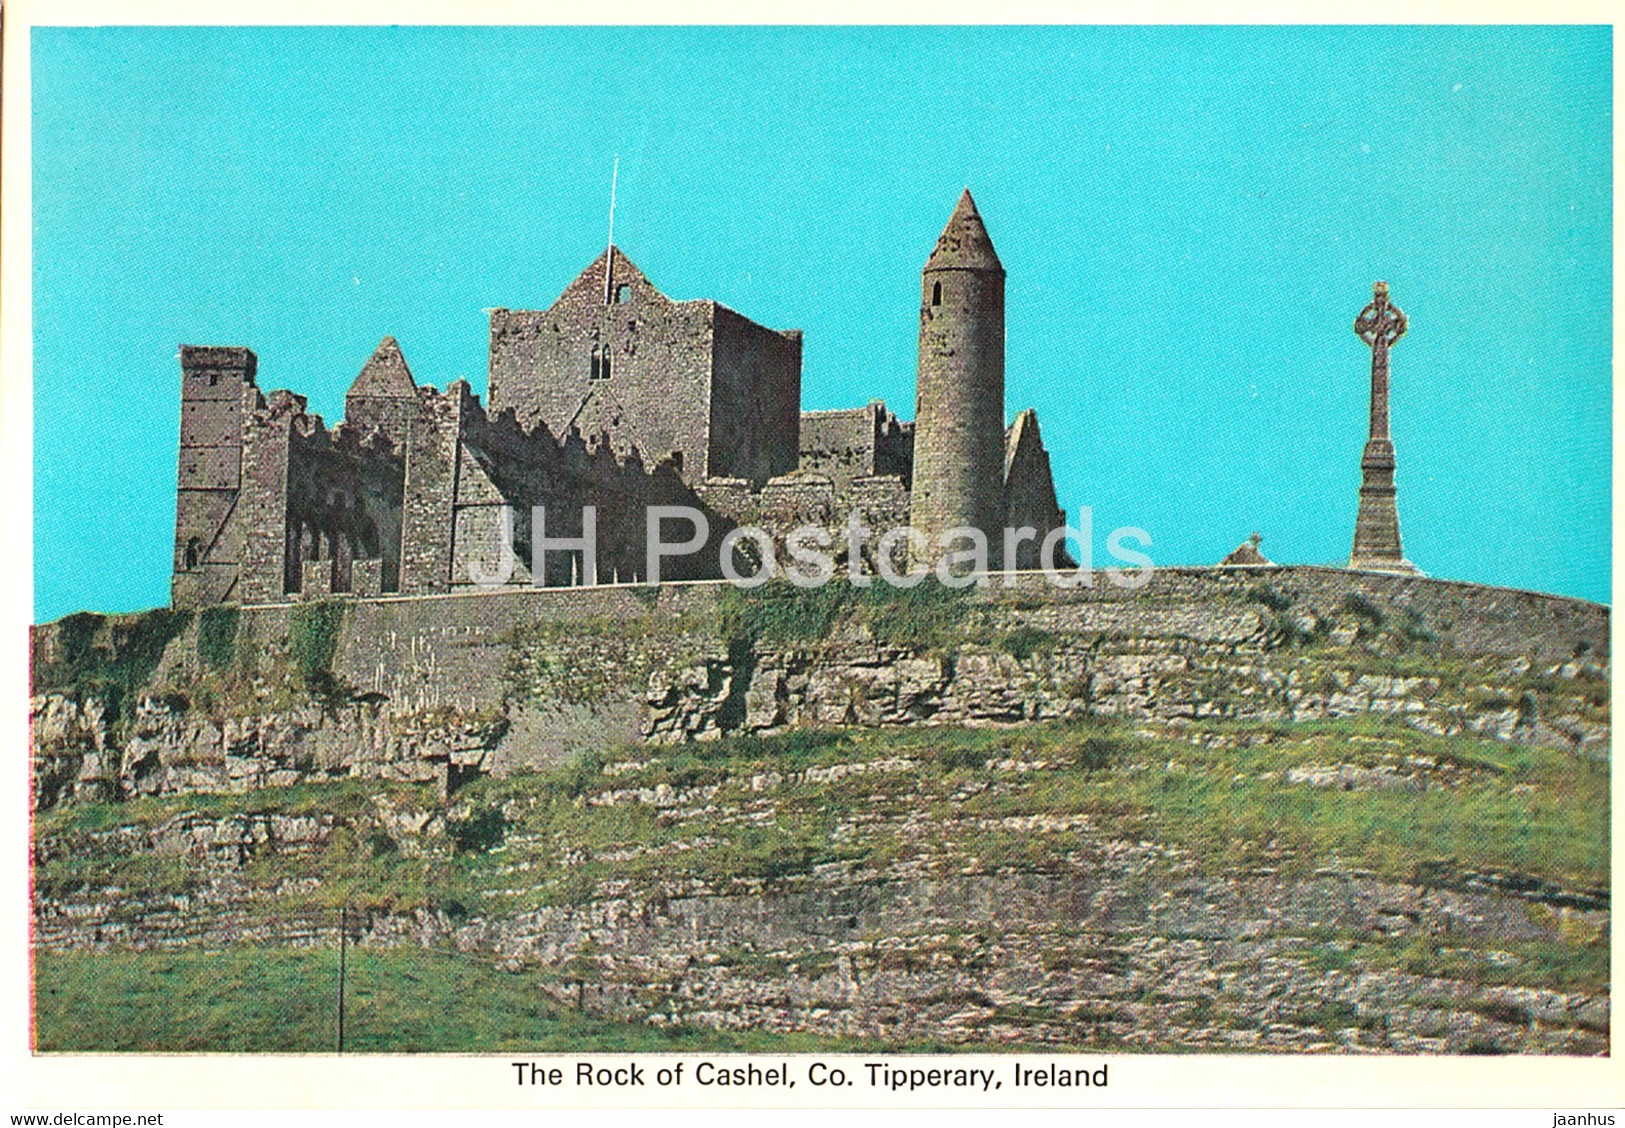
[450,393,734,589]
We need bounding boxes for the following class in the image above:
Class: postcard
[7,15,1618,1120]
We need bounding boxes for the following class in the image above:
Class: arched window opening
[932,281,942,307]
[184,538,200,570]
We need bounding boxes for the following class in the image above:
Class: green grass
[197,605,241,671]
[716,578,976,652]
[33,945,970,1053]
[34,920,1607,1053]
[33,715,1608,1051]
[35,608,193,736]
[1283,928,1609,994]
[36,775,433,836]
[37,716,1608,919]
[997,625,1057,661]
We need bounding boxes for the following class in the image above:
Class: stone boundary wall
[35,566,1611,718]
[315,566,1609,712]
[29,565,1609,807]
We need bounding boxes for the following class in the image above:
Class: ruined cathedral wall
[396,384,471,596]
[798,407,879,493]
[843,474,913,538]
[449,407,590,589]
[797,404,915,498]
[692,471,911,580]
[874,415,914,487]
[284,426,405,597]
[708,306,802,486]
[448,403,739,590]
[781,473,912,577]
[343,394,420,454]
[488,292,718,481]
[236,396,298,606]
[1004,426,1068,570]
[1003,448,1062,535]
[449,407,549,591]
[754,476,840,544]
[577,456,730,585]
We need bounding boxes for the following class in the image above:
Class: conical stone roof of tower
[349,336,417,399]
[924,189,1004,274]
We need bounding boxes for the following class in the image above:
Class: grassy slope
[35,946,936,1053]
[37,716,1610,909]
[33,716,1610,1052]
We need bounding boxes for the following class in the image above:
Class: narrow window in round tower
[931,281,942,307]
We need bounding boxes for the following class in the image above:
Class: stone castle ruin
[171,190,1069,609]
[33,185,1611,1061]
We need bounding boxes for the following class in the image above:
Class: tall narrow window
[931,282,942,306]
[590,346,613,380]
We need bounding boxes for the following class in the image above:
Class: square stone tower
[172,346,259,609]
[486,249,802,489]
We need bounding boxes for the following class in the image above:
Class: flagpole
[604,155,619,305]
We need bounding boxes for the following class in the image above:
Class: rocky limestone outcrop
[32,631,1610,813]
[32,803,1609,1054]
[31,695,509,808]
[29,570,1611,811]
[641,636,1608,760]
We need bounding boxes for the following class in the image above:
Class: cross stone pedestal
[1349,281,1418,575]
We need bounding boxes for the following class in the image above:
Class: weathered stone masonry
[912,189,1008,569]
[33,566,1609,810]
[172,194,1069,609]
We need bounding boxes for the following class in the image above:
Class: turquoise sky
[33,26,1611,620]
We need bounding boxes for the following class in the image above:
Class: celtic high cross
[1354,280,1407,441]
[1348,281,1417,573]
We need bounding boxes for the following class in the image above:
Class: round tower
[911,189,1006,570]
